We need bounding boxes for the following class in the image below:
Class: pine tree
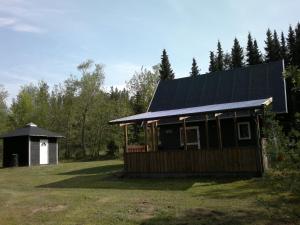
[223,53,232,70]
[280,32,288,65]
[264,28,275,62]
[231,38,244,68]
[273,30,281,61]
[159,49,175,80]
[295,23,300,67]
[216,41,224,71]
[190,58,200,77]
[209,51,217,72]
[287,25,296,65]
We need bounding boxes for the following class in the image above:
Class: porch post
[183,118,187,151]
[124,124,128,153]
[255,114,264,174]
[216,115,223,150]
[233,112,238,147]
[155,121,158,151]
[205,114,210,150]
[144,122,148,152]
[151,122,155,151]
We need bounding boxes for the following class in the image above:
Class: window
[180,126,200,149]
[238,122,251,140]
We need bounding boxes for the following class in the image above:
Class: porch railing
[124,147,260,174]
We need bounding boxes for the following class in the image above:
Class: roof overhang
[109,97,272,125]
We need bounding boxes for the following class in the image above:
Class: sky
[0,0,299,104]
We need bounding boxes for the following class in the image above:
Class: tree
[287,25,296,65]
[231,38,244,68]
[295,23,300,67]
[264,29,275,62]
[0,85,8,133]
[190,58,200,77]
[216,41,224,71]
[159,49,175,80]
[247,33,263,65]
[246,33,255,65]
[253,40,263,64]
[273,30,281,61]
[127,65,160,114]
[223,53,232,70]
[76,60,105,156]
[208,51,217,72]
[280,31,288,64]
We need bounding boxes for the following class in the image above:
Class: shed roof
[0,123,64,138]
[109,98,272,124]
[149,60,287,113]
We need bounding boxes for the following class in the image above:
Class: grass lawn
[0,160,299,225]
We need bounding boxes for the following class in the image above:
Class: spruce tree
[190,58,200,77]
[208,51,217,72]
[287,25,296,65]
[216,41,224,71]
[264,28,275,62]
[253,40,263,64]
[273,30,281,61]
[223,53,232,70]
[159,49,175,80]
[295,23,300,67]
[280,32,288,65]
[231,38,244,68]
[246,33,254,65]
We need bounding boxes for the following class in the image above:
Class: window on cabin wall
[180,126,200,150]
[237,122,251,140]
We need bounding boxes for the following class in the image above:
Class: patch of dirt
[129,200,156,220]
[184,207,225,218]
[96,197,111,204]
[31,204,67,215]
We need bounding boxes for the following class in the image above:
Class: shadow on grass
[38,163,245,191]
[59,164,123,175]
[140,208,269,225]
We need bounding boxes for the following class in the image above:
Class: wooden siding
[125,147,260,174]
[30,137,58,165]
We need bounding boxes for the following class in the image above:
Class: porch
[110,98,272,176]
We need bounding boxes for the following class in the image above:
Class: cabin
[110,60,288,177]
[0,123,64,167]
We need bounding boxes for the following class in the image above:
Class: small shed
[0,123,64,167]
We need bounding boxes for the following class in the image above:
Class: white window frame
[237,122,251,140]
[180,126,201,149]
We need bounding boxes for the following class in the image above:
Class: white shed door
[40,139,49,164]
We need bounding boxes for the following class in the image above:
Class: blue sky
[0,0,299,104]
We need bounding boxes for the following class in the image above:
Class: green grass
[0,160,299,225]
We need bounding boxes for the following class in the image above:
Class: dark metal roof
[109,98,271,124]
[149,61,287,113]
[0,123,64,138]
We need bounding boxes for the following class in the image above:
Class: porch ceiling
[109,98,272,124]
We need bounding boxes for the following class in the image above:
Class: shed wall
[3,136,29,167]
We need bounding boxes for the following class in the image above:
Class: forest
[0,22,299,164]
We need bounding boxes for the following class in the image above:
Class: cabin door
[40,139,49,164]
